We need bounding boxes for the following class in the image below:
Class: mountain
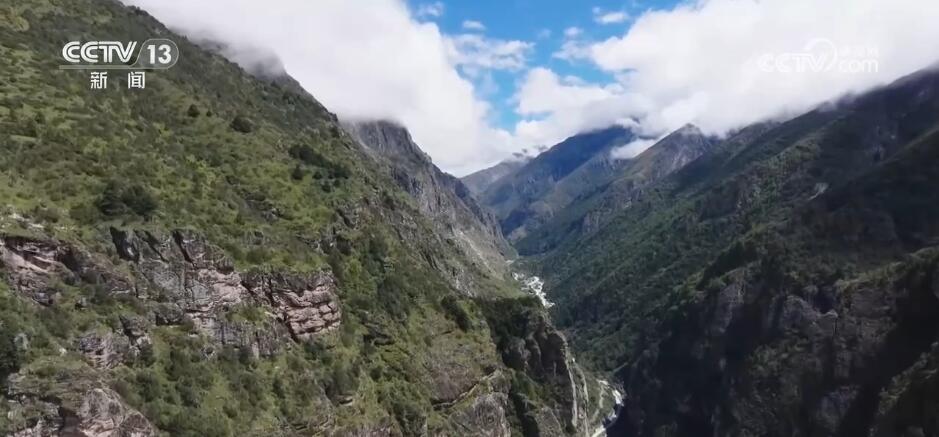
[480,126,637,241]
[461,158,529,196]
[528,65,939,436]
[343,120,513,281]
[0,1,583,435]
[515,124,717,256]
[340,121,626,436]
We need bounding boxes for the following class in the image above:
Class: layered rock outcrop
[243,271,342,341]
[609,249,939,437]
[107,228,342,346]
[6,378,156,437]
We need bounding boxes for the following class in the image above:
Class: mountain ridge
[461,158,529,196]
[528,65,939,436]
[479,126,637,241]
[342,119,514,280]
[515,123,717,256]
[0,1,583,435]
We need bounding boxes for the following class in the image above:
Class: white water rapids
[512,272,553,308]
[511,267,622,436]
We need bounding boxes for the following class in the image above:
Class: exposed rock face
[484,304,578,436]
[0,236,70,306]
[514,124,717,255]
[1,229,341,358]
[461,159,528,196]
[110,228,341,347]
[77,331,133,370]
[480,126,637,242]
[120,228,249,327]
[609,249,939,437]
[243,271,341,341]
[446,393,513,437]
[342,120,512,282]
[0,229,346,433]
[503,317,572,386]
[7,383,156,437]
[69,388,157,437]
[428,366,515,437]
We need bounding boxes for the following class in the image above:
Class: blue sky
[131,0,939,175]
[410,0,680,135]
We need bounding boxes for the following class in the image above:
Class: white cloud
[121,0,519,176]
[445,34,534,77]
[588,0,939,136]
[120,0,939,176]
[513,68,649,148]
[592,8,630,25]
[610,138,656,160]
[462,20,486,31]
[537,29,552,39]
[554,23,592,63]
[519,0,939,156]
[564,27,583,38]
[553,39,591,62]
[415,1,444,18]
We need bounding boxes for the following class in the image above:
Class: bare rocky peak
[342,119,432,165]
[461,158,529,196]
[341,119,513,281]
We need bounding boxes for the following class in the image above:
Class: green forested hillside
[540,69,939,369]
[529,66,939,435]
[480,126,635,241]
[0,1,577,435]
[514,125,716,257]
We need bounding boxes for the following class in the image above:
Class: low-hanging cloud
[610,138,657,160]
[516,0,939,151]
[513,68,649,149]
[124,0,939,176]
[122,0,519,176]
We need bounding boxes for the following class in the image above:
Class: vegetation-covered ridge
[528,64,939,436]
[0,0,580,435]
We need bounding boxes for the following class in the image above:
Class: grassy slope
[537,69,939,370]
[515,126,719,257]
[0,1,549,435]
[480,127,633,239]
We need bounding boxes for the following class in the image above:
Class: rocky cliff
[480,126,637,241]
[343,120,513,281]
[461,159,528,196]
[526,66,939,436]
[0,1,576,435]
[515,124,716,256]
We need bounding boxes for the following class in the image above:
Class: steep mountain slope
[610,126,939,437]
[515,124,716,256]
[343,120,513,280]
[461,158,528,196]
[0,1,578,436]
[340,121,622,436]
[527,65,939,436]
[480,127,636,241]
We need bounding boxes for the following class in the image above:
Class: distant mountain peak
[341,118,432,164]
[674,123,703,136]
[341,118,513,278]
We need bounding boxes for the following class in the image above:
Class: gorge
[2,1,939,437]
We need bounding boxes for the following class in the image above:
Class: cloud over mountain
[125,0,939,173]
[122,0,519,176]
[516,0,939,155]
